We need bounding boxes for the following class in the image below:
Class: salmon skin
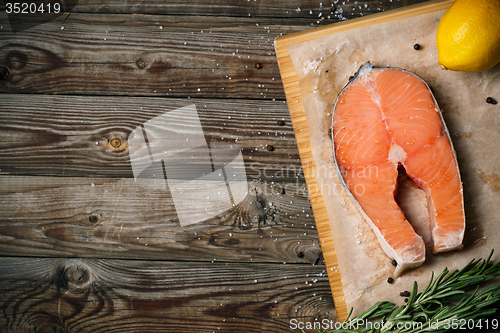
[332,62,465,277]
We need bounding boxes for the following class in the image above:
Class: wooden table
[0,1,428,332]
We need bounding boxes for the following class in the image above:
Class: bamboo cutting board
[274,0,456,322]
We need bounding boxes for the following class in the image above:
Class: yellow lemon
[436,0,500,72]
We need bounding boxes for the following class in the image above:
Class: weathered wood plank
[0,1,429,99]
[0,175,321,263]
[0,0,430,18]
[0,13,302,99]
[0,257,337,332]
[0,94,302,180]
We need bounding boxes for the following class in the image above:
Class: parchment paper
[288,9,500,314]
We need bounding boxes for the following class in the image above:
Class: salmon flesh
[332,62,465,277]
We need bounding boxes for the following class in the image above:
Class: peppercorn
[392,259,398,266]
[413,43,421,50]
[486,97,497,104]
[400,290,410,297]
[387,277,394,284]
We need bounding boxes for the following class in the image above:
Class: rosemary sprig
[317,250,500,333]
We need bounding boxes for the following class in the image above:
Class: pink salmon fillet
[332,62,465,277]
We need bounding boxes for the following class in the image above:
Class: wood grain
[0,0,429,100]
[0,0,429,18]
[0,13,302,99]
[0,94,301,179]
[0,175,323,263]
[274,0,455,321]
[0,257,337,332]
[69,0,427,17]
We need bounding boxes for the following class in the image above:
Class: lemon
[436,0,500,72]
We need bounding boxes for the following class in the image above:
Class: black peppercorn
[486,97,497,104]
[400,290,410,297]
[413,43,421,50]
[404,298,409,303]
[392,259,398,266]
[387,277,394,284]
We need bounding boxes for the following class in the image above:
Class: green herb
[316,250,500,333]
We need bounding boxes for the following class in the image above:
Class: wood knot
[33,320,67,333]
[136,60,146,69]
[109,137,122,149]
[6,50,28,70]
[88,211,103,225]
[63,263,93,291]
[298,248,323,265]
[66,265,90,285]
[107,133,127,152]
[0,66,10,80]
[89,214,99,224]
[231,184,276,229]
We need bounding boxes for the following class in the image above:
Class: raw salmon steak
[332,62,465,277]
